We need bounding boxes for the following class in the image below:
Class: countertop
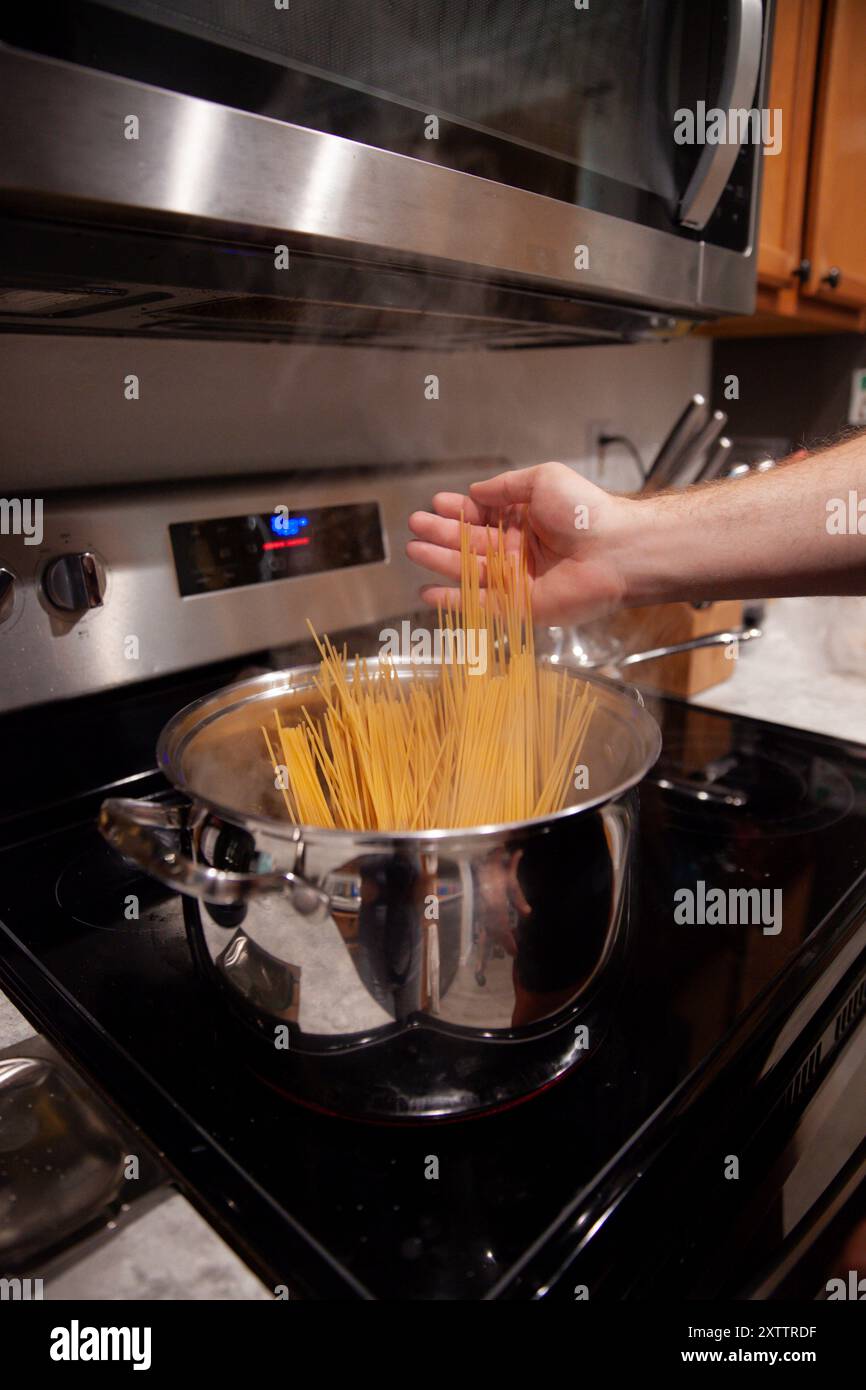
[693,597,866,745]
[0,987,271,1300]
[4,596,866,1299]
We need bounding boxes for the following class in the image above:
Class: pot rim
[156,658,662,846]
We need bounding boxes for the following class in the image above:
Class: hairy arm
[620,434,866,606]
[407,433,866,623]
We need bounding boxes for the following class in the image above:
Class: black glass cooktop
[1,664,866,1299]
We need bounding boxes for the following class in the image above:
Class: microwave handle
[678,0,764,231]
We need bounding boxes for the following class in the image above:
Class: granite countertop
[0,960,272,1300]
[4,595,865,1300]
[693,596,866,745]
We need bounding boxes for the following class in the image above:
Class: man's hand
[409,436,866,621]
[407,461,633,623]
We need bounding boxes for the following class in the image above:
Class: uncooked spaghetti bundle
[262,519,596,830]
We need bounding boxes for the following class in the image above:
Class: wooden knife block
[607,600,743,696]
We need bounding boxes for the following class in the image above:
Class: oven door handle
[678,0,764,230]
[98,797,331,920]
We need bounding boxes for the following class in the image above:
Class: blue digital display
[170,503,384,596]
[270,513,310,538]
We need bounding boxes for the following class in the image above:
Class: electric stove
[2,654,866,1301]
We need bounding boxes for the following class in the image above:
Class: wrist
[610,493,680,607]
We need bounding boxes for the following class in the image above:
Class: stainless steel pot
[99,659,661,1117]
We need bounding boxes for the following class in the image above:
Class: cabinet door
[757,0,822,288]
[804,0,866,308]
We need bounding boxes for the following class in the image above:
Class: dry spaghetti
[262,519,596,830]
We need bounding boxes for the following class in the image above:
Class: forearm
[616,433,866,606]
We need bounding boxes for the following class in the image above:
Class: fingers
[428,491,490,525]
[408,510,495,555]
[406,540,490,585]
[408,473,540,587]
[419,584,461,610]
[418,584,491,611]
[470,466,539,508]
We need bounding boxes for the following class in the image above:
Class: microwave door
[2,0,765,238]
[0,1,770,336]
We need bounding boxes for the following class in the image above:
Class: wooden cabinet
[803,0,866,310]
[757,0,822,289]
[705,0,866,335]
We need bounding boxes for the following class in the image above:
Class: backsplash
[711,333,866,451]
[0,335,710,493]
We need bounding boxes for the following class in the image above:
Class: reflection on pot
[198,798,629,1043]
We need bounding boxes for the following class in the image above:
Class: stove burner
[54,838,180,932]
[649,739,854,838]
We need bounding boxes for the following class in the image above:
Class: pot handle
[98,798,331,920]
[617,626,762,669]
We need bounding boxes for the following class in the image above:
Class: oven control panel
[169,503,384,597]
[0,461,501,713]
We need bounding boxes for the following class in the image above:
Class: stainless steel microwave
[0,1,773,349]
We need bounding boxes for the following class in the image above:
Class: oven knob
[0,567,15,624]
[43,552,106,613]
